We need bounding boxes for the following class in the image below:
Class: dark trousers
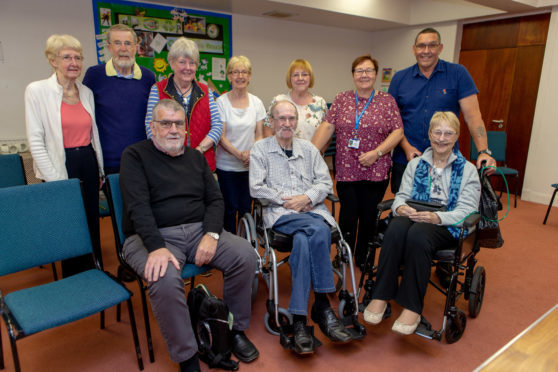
[104,165,120,175]
[372,217,456,314]
[123,223,257,363]
[216,169,252,233]
[336,179,388,266]
[390,162,407,194]
[63,144,100,277]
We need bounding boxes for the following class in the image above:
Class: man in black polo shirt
[120,99,258,371]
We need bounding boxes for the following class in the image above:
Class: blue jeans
[273,213,335,315]
[216,169,252,233]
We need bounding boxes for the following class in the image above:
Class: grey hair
[152,99,185,122]
[270,100,298,121]
[107,24,138,44]
[168,37,199,65]
[415,27,441,45]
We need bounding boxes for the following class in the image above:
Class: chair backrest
[0,179,93,276]
[0,154,27,188]
[470,131,507,162]
[105,173,126,248]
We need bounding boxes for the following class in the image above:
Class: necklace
[177,83,192,97]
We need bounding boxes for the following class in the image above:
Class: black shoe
[293,321,314,355]
[311,306,352,343]
[231,332,259,363]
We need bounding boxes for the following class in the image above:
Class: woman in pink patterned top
[313,54,403,266]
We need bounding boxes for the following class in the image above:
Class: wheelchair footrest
[413,316,442,341]
[340,315,367,340]
[279,325,323,352]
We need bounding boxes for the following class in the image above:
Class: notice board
[91,0,232,94]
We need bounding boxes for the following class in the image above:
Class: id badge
[348,138,360,149]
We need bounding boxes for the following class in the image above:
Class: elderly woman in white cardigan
[25,34,104,277]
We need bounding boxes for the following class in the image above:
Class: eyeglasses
[175,58,197,67]
[415,43,440,51]
[274,116,297,123]
[110,40,135,48]
[59,54,83,63]
[354,68,376,76]
[431,130,456,138]
[154,120,186,129]
[291,72,310,79]
[230,70,249,76]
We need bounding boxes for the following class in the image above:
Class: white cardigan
[25,73,104,181]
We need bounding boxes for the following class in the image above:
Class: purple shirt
[325,90,402,182]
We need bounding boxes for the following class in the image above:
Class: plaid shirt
[249,136,336,228]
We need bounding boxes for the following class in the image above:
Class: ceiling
[147,0,556,32]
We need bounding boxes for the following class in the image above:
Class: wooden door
[457,14,550,194]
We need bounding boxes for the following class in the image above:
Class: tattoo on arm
[475,126,487,138]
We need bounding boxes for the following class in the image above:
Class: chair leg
[514,174,518,208]
[9,334,21,372]
[126,298,144,370]
[138,285,155,363]
[116,303,122,322]
[543,188,558,224]
[100,310,105,330]
[51,263,58,281]
[0,323,4,370]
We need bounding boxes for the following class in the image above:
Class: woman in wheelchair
[364,111,481,335]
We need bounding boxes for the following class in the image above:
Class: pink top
[325,90,402,182]
[61,101,92,148]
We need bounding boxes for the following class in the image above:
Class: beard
[154,135,184,155]
[113,54,135,70]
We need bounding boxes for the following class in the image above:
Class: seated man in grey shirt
[250,100,352,355]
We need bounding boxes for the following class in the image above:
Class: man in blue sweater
[83,24,156,174]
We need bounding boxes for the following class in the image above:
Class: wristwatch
[206,232,220,241]
[377,149,383,157]
[478,149,492,156]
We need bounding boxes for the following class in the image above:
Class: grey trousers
[123,222,257,363]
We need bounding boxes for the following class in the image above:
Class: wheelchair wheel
[445,309,467,344]
[468,266,486,318]
[264,308,293,336]
[237,213,255,247]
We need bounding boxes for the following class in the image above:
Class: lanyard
[354,90,374,131]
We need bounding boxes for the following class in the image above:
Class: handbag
[477,168,504,248]
[406,199,447,212]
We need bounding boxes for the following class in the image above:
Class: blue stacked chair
[0,179,143,371]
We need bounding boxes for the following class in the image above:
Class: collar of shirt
[150,138,185,157]
[105,58,143,80]
[412,59,446,79]
[269,136,305,160]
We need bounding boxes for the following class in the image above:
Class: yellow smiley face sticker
[153,58,169,73]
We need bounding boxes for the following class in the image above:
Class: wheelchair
[357,199,486,344]
[236,195,366,351]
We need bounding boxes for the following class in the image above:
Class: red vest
[156,78,215,171]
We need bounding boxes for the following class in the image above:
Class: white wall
[1,0,556,206]
[232,14,379,105]
[521,6,558,206]
[0,0,97,140]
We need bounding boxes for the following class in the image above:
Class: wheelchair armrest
[463,213,481,228]
[326,194,339,203]
[377,199,394,212]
